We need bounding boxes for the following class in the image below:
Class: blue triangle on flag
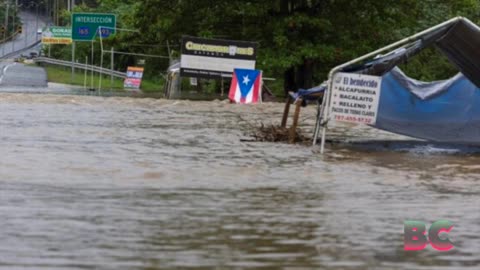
[234,69,260,98]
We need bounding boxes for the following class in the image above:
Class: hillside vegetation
[39,0,480,95]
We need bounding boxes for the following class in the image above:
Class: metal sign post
[84,56,88,91]
[110,47,114,90]
[98,27,105,92]
[71,13,117,93]
[91,40,94,91]
[71,42,75,83]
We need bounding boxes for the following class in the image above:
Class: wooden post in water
[289,98,302,143]
[221,77,224,97]
[281,96,292,128]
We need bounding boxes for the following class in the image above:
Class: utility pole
[52,0,56,26]
[35,3,39,41]
[167,40,172,64]
[21,0,27,49]
[24,8,27,49]
[3,1,9,57]
[46,0,50,20]
[11,0,15,53]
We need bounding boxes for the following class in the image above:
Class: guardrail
[0,40,42,60]
[34,57,127,79]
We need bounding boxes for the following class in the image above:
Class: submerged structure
[313,17,480,153]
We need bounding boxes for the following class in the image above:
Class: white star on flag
[242,75,250,85]
[228,69,263,104]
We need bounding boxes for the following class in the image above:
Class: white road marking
[0,63,17,84]
[4,62,16,75]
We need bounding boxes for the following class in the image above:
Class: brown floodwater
[0,93,479,269]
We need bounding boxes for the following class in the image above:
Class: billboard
[123,67,144,90]
[180,36,257,79]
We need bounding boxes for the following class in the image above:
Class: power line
[111,50,170,59]
[117,43,180,48]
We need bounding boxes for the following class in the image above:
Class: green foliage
[134,0,424,88]
[48,0,480,94]
[44,64,164,92]
[0,5,21,38]
[44,64,125,90]
[399,0,480,80]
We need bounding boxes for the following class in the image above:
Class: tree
[135,0,421,94]
[399,0,480,81]
[47,0,480,94]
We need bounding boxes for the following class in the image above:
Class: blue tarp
[375,68,480,144]
[316,18,480,146]
[289,86,326,101]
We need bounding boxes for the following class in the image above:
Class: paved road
[0,60,47,88]
[0,11,47,59]
[0,60,83,94]
[0,11,51,91]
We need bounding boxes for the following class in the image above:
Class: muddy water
[0,93,479,269]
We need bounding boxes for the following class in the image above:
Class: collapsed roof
[344,17,480,88]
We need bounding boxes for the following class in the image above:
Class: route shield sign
[42,26,72,44]
[72,13,116,41]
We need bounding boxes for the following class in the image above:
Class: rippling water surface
[0,93,479,269]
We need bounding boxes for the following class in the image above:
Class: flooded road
[0,93,479,269]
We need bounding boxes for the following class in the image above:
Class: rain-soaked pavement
[0,87,479,269]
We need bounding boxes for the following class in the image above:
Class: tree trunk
[294,59,314,90]
[302,59,314,89]
[283,66,296,97]
[280,0,290,15]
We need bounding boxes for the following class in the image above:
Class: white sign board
[190,77,198,86]
[181,36,257,79]
[330,72,382,125]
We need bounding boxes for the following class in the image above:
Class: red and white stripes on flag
[228,69,262,104]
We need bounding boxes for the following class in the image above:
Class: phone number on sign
[335,115,373,124]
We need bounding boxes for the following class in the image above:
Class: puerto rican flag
[229,69,262,104]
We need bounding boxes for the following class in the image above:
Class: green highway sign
[42,26,72,44]
[72,13,116,41]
